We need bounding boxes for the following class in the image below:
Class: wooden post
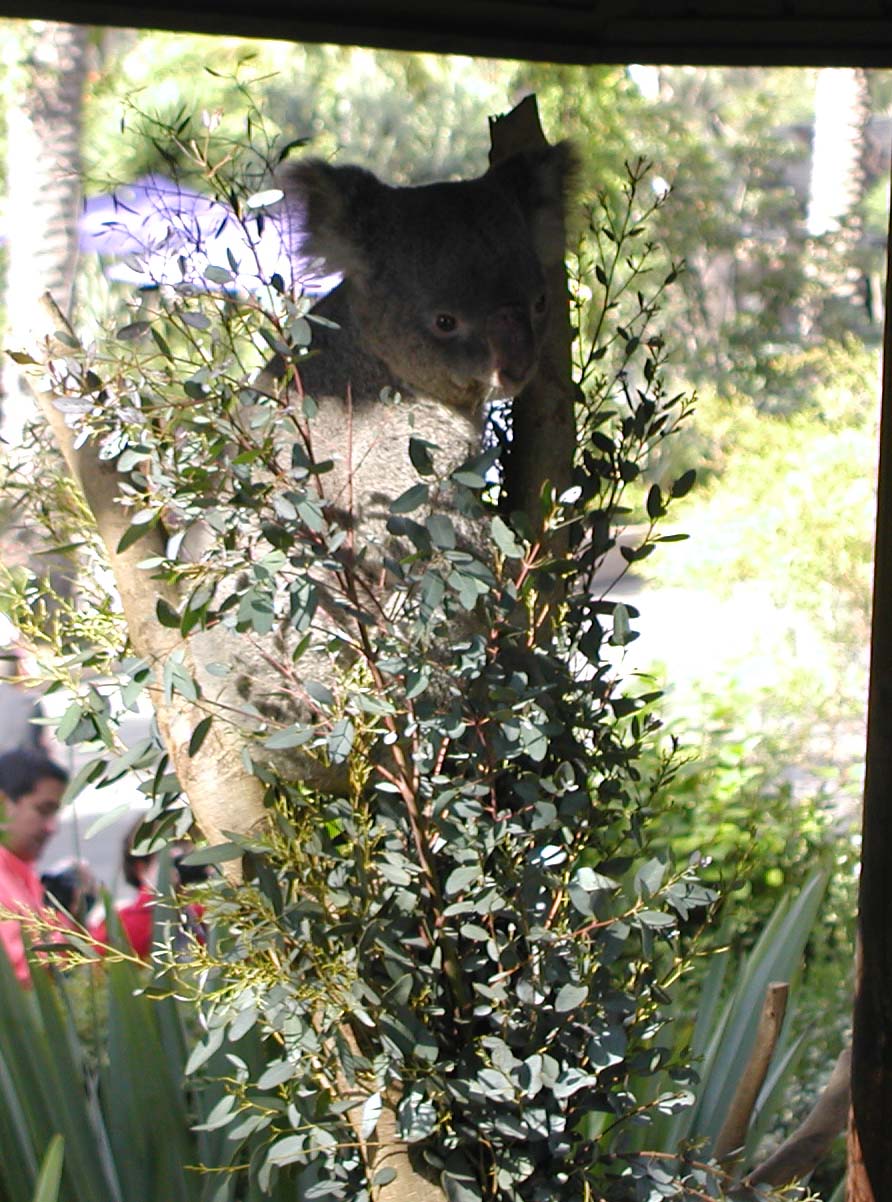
[849,155,892,1202]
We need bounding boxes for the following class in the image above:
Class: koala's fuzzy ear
[491,141,578,268]
[276,160,384,282]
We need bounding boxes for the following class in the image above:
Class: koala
[270,144,575,552]
[282,146,573,408]
[193,145,575,785]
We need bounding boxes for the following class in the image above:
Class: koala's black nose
[485,305,536,389]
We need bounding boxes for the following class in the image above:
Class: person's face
[3,776,64,862]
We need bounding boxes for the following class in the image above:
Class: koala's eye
[434,313,458,334]
[533,293,548,315]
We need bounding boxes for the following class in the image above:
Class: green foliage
[175,795,713,1199]
[637,699,856,1198]
[525,64,885,407]
[652,340,877,635]
[616,872,842,1200]
[0,952,204,1202]
[29,1137,63,1202]
[0,42,873,1199]
[649,871,830,1159]
[638,336,877,858]
[515,63,649,209]
[566,156,695,585]
[82,36,516,194]
[645,700,856,941]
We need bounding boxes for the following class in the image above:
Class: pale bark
[1,21,90,611]
[333,1030,439,1201]
[29,302,268,854]
[2,21,269,846]
[371,1100,439,1202]
[802,67,872,335]
[2,24,267,846]
[807,68,868,238]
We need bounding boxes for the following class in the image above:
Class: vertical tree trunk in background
[804,67,873,336]
[1,21,90,612]
[849,147,892,1202]
[807,67,869,238]
[2,20,90,446]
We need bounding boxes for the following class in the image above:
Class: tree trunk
[371,1101,440,1202]
[1,21,92,613]
[802,67,872,336]
[29,307,270,853]
[492,94,578,554]
[0,21,270,853]
[806,67,869,238]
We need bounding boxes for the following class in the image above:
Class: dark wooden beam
[851,147,892,1202]
[4,3,892,67]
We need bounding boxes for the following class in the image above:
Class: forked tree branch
[747,1046,851,1187]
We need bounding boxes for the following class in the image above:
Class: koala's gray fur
[281,145,574,555]
[194,144,574,784]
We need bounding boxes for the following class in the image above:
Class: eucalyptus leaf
[491,515,524,558]
[554,983,588,1013]
[390,483,429,514]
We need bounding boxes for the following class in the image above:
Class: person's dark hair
[41,861,96,918]
[0,749,67,801]
[122,817,156,889]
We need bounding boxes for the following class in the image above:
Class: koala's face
[348,179,552,408]
[279,146,573,410]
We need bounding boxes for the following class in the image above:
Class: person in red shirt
[0,750,68,986]
[91,823,207,959]
[95,880,156,958]
[91,820,158,958]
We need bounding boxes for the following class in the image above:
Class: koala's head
[278,143,575,410]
